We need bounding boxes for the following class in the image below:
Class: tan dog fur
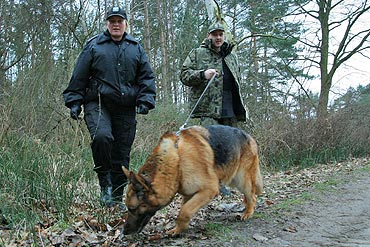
[122,125,263,235]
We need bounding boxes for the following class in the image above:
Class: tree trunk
[169,0,178,103]
[156,0,169,101]
[317,0,331,121]
[143,0,151,62]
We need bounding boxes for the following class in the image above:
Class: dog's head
[122,167,161,235]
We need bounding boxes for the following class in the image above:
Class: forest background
[0,0,369,242]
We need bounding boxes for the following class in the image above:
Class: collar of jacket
[95,30,138,45]
[200,38,230,54]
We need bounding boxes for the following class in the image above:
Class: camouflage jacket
[180,39,247,121]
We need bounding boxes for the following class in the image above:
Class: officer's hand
[136,104,149,115]
[70,104,82,120]
[204,69,218,80]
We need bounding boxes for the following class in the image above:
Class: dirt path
[252,172,370,247]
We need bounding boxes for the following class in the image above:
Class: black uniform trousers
[84,99,136,197]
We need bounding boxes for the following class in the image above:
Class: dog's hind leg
[181,195,191,205]
[234,170,259,220]
[241,190,257,220]
[166,188,218,235]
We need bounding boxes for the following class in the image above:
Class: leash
[91,91,102,141]
[178,72,217,132]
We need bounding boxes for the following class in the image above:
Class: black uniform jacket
[63,30,156,109]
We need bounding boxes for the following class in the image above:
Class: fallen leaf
[127,242,139,247]
[265,200,274,205]
[284,226,297,233]
[148,234,162,240]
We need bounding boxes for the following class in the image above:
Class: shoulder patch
[86,34,99,45]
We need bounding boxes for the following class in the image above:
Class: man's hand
[204,69,219,80]
[70,104,82,120]
[136,104,149,115]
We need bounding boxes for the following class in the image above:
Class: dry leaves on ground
[0,157,368,246]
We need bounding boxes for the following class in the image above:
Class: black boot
[97,172,113,207]
[111,171,127,210]
[220,184,232,196]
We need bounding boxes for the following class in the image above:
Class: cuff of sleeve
[200,70,205,80]
[67,100,82,108]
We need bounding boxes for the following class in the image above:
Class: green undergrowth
[1,101,369,242]
[0,133,95,234]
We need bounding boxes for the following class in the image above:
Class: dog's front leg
[166,189,218,235]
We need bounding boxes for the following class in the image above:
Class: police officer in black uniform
[63,6,156,208]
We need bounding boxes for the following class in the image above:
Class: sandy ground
[245,172,370,247]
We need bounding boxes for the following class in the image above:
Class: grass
[1,100,369,244]
[314,179,339,192]
[358,162,370,172]
[271,192,314,212]
[204,222,233,240]
[0,133,95,233]
[0,102,189,243]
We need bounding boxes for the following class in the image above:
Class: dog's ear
[122,166,130,178]
[130,172,151,193]
[123,166,152,196]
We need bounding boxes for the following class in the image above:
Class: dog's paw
[239,209,254,220]
[165,228,181,237]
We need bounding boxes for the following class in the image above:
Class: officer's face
[207,30,225,50]
[107,16,127,41]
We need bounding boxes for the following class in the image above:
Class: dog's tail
[248,137,263,195]
[255,158,263,195]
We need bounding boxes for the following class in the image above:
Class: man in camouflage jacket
[180,22,247,127]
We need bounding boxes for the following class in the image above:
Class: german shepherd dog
[122,125,263,235]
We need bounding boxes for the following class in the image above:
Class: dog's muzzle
[123,212,155,235]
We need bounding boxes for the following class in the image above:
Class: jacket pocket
[119,83,139,106]
[84,78,99,102]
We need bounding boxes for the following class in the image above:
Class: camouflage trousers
[198,117,238,128]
